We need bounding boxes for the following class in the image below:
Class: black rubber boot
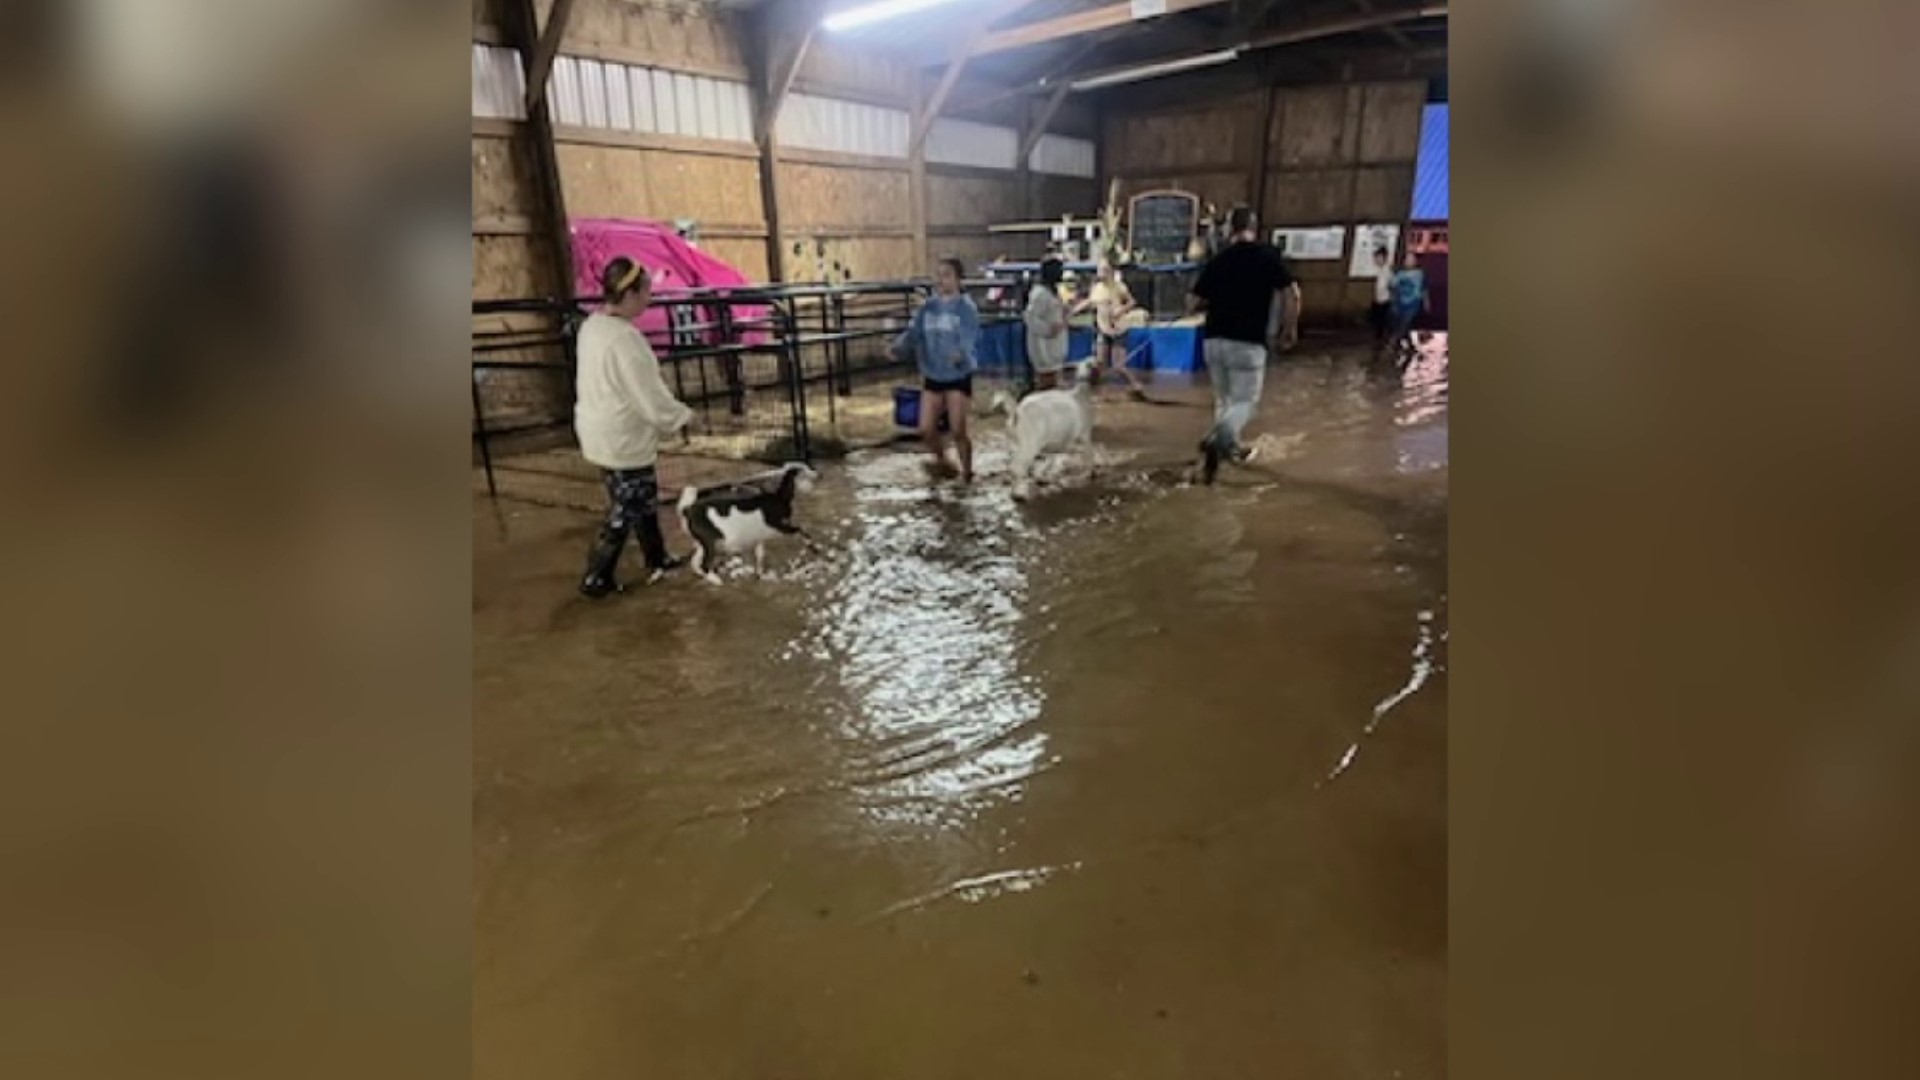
[635,512,673,573]
[1199,435,1222,486]
[580,526,627,598]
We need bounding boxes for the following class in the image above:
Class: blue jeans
[1203,338,1267,453]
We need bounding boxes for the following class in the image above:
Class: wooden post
[1343,82,1370,320]
[743,14,805,282]
[1016,95,1034,227]
[1253,83,1278,226]
[909,76,929,270]
[506,0,574,303]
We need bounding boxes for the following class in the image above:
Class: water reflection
[803,452,1050,830]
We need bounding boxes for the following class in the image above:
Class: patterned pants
[581,466,671,591]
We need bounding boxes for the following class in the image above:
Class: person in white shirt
[1368,245,1394,361]
[574,257,694,598]
[1023,256,1069,391]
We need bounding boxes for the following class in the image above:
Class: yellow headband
[613,262,645,295]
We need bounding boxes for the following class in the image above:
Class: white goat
[993,371,1096,500]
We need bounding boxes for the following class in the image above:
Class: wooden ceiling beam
[1347,0,1421,50]
[1249,5,1445,49]
[975,0,1232,58]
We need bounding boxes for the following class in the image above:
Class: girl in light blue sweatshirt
[893,256,981,481]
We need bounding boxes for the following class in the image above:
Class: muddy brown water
[475,340,1448,1079]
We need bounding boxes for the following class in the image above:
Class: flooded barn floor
[474,340,1449,1079]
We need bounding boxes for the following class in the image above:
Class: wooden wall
[1102,79,1427,321]
[470,1,1101,430]
[762,17,919,282]
[929,74,1103,272]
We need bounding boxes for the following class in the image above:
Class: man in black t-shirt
[1188,206,1297,484]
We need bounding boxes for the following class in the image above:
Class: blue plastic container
[893,386,949,432]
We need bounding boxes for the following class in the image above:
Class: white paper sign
[1131,0,1169,19]
[1272,226,1346,261]
[1349,223,1401,278]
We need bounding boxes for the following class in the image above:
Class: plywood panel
[1105,95,1262,174]
[1359,81,1426,163]
[937,234,1013,276]
[556,143,764,224]
[1274,85,1358,167]
[699,237,770,284]
[640,151,764,224]
[1265,168,1353,225]
[1030,176,1099,220]
[476,365,569,431]
[1297,278,1355,320]
[926,173,1023,229]
[801,39,915,106]
[781,234,919,282]
[1351,165,1414,221]
[475,234,561,300]
[473,0,507,31]
[556,143,651,219]
[562,0,747,77]
[473,134,542,224]
[777,162,912,230]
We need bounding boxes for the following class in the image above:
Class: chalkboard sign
[1126,190,1199,263]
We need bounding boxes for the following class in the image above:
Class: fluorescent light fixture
[823,0,968,33]
[1068,48,1241,91]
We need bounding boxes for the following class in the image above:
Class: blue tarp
[1412,103,1449,220]
[974,322,1203,373]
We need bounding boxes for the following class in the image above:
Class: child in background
[1388,248,1429,370]
[1074,261,1149,401]
[893,256,981,482]
[1024,256,1069,392]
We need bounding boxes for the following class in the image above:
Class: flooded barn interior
[474,1,1448,1076]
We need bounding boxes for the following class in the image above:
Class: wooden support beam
[1348,0,1420,50]
[507,0,574,303]
[976,0,1230,58]
[909,78,929,268]
[912,0,1058,146]
[1252,82,1277,224]
[741,11,791,282]
[945,33,1110,115]
[523,0,578,116]
[1249,5,1445,50]
[753,2,833,143]
[912,44,977,155]
[1235,0,1286,33]
[1018,82,1072,166]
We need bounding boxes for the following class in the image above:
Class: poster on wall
[1272,226,1346,261]
[1349,223,1402,277]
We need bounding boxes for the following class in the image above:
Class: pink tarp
[569,217,768,345]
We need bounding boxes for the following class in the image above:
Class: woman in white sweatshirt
[574,257,694,598]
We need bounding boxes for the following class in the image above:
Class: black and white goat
[675,462,819,583]
[992,369,1096,500]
